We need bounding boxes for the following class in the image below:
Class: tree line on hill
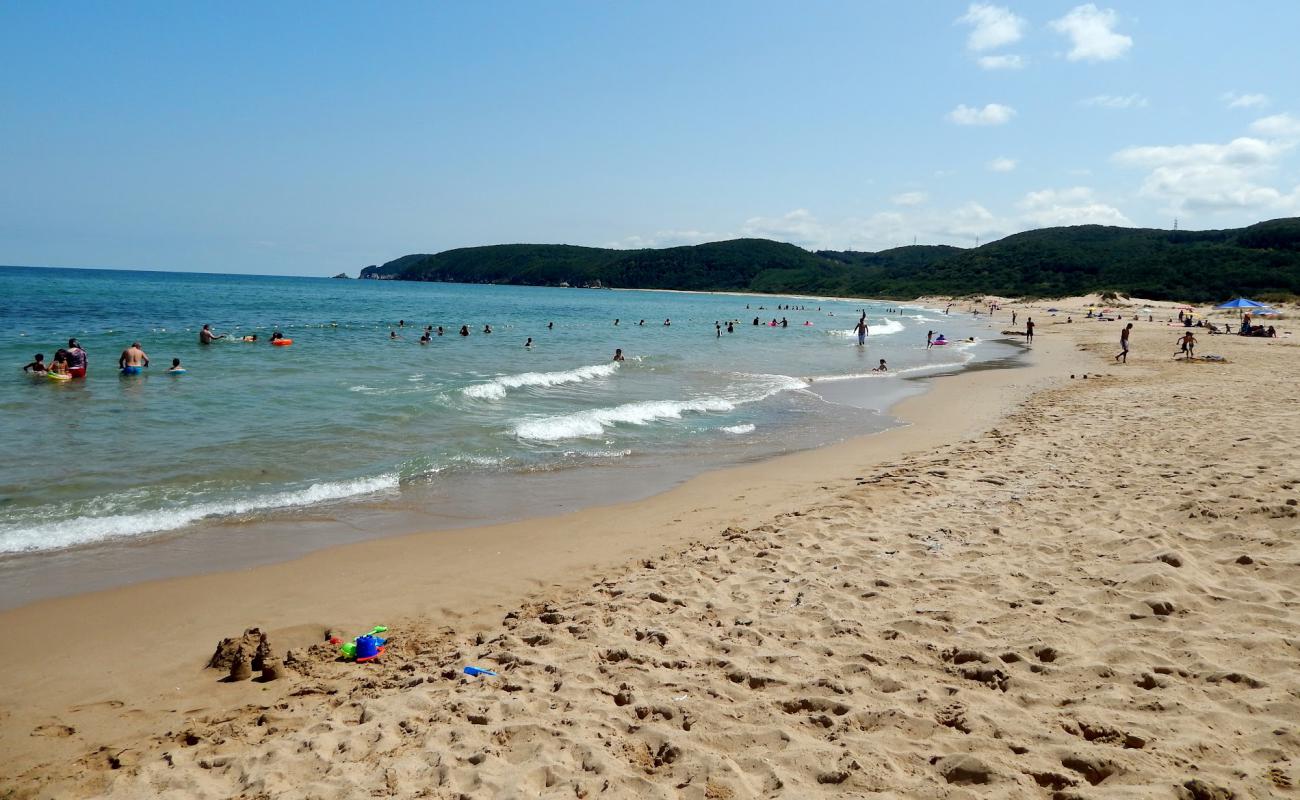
[358,218,1300,302]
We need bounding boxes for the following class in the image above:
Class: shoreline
[0,333,1020,611]
[0,323,1067,788]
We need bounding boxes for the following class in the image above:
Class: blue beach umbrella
[1215,297,1266,309]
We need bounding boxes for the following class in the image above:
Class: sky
[2,1,1299,276]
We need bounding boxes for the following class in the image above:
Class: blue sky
[2,1,1298,275]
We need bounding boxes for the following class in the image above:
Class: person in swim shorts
[65,338,88,378]
[119,342,149,373]
[1116,323,1133,363]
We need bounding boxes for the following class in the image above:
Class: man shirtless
[119,342,150,373]
[199,324,225,344]
[1115,323,1133,363]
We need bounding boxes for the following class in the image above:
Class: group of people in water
[22,337,187,377]
[21,324,297,379]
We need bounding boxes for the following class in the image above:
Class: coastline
[5,297,1296,798]
[0,323,1064,786]
[0,332,1017,611]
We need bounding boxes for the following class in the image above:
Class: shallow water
[1,266,1006,559]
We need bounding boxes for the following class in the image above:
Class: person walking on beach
[1011,311,1017,325]
[854,316,868,346]
[199,324,225,344]
[1025,317,1035,343]
[1116,323,1133,363]
[1176,330,1196,359]
[119,342,149,372]
[65,338,88,378]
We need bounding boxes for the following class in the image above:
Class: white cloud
[1082,93,1149,109]
[957,3,1027,51]
[737,206,1008,251]
[1223,91,1269,109]
[1050,4,1133,62]
[977,54,1026,70]
[1250,113,1300,138]
[947,103,1016,126]
[607,230,721,249]
[987,157,1018,172]
[891,191,928,206]
[1018,187,1132,227]
[1114,135,1299,213]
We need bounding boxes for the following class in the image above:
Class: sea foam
[831,318,905,337]
[0,474,399,554]
[513,375,805,441]
[463,362,620,400]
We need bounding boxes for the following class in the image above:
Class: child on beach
[22,354,47,373]
[873,359,888,372]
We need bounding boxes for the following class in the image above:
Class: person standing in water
[612,348,625,361]
[1116,323,1133,363]
[119,342,149,373]
[926,330,934,349]
[459,325,470,336]
[65,338,88,378]
[854,316,867,346]
[524,337,533,348]
[715,322,722,338]
[199,324,225,344]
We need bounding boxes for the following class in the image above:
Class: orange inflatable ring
[272,338,293,346]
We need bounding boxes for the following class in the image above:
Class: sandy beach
[2,298,1297,799]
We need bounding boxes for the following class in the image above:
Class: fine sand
[2,297,1297,798]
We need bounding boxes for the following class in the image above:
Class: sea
[0,265,1018,605]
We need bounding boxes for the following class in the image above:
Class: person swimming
[524,337,533,348]
[23,353,47,373]
[168,358,186,373]
[390,330,398,339]
[241,334,258,342]
[419,330,431,344]
[437,326,444,336]
[270,331,285,342]
[483,324,492,334]
[459,325,470,336]
[612,348,625,361]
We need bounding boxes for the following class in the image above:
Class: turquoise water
[0,266,1003,555]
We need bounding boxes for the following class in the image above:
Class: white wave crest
[830,318,905,337]
[513,375,805,441]
[463,362,620,400]
[0,474,400,554]
[721,423,756,434]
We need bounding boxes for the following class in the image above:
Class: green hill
[359,218,1300,302]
